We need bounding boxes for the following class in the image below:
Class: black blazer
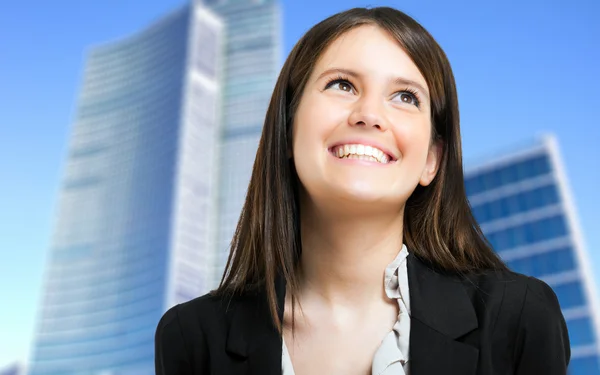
[155,252,571,374]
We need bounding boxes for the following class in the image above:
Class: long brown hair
[215,6,507,330]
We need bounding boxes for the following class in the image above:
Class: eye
[324,76,355,94]
[393,90,421,108]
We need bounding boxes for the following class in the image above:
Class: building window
[465,154,552,196]
[194,22,218,78]
[567,355,600,374]
[553,281,586,309]
[568,317,596,346]
[486,215,568,252]
[506,247,576,278]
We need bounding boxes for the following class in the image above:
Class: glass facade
[28,0,280,371]
[27,5,222,375]
[165,6,224,309]
[465,136,600,374]
[197,0,282,288]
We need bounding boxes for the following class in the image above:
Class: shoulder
[462,267,530,301]
[462,269,566,330]
[465,269,570,371]
[469,269,564,315]
[512,275,571,371]
[156,292,232,339]
[155,292,240,374]
[464,267,551,300]
[156,289,266,339]
[515,274,569,341]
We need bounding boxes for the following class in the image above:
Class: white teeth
[356,144,364,155]
[332,144,392,164]
[346,154,378,162]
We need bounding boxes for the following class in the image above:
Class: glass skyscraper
[198,0,282,288]
[28,4,223,374]
[465,135,600,374]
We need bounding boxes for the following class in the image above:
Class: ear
[419,140,442,186]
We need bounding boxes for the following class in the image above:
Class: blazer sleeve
[514,276,571,375]
[155,305,195,375]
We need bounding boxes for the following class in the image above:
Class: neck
[297,194,405,309]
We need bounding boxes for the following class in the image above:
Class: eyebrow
[316,67,430,101]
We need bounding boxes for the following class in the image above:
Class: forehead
[314,25,428,90]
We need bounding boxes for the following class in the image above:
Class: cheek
[291,110,312,161]
[392,116,433,164]
[292,95,342,156]
[292,96,342,190]
[291,101,319,180]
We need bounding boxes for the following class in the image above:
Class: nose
[347,96,388,131]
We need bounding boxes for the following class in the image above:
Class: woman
[155,6,570,375]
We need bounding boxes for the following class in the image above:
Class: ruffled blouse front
[282,245,411,375]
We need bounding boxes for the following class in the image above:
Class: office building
[199,0,282,288]
[465,135,600,374]
[28,4,223,374]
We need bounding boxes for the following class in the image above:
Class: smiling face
[292,25,441,210]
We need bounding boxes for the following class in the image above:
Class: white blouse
[282,244,411,375]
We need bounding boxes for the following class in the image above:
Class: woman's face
[292,25,441,209]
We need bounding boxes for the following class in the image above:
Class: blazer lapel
[407,252,479,375]
[224,276,286,375]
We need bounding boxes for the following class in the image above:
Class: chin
[330,184,398,205]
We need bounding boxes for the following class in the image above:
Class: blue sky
[0,0,598,369]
